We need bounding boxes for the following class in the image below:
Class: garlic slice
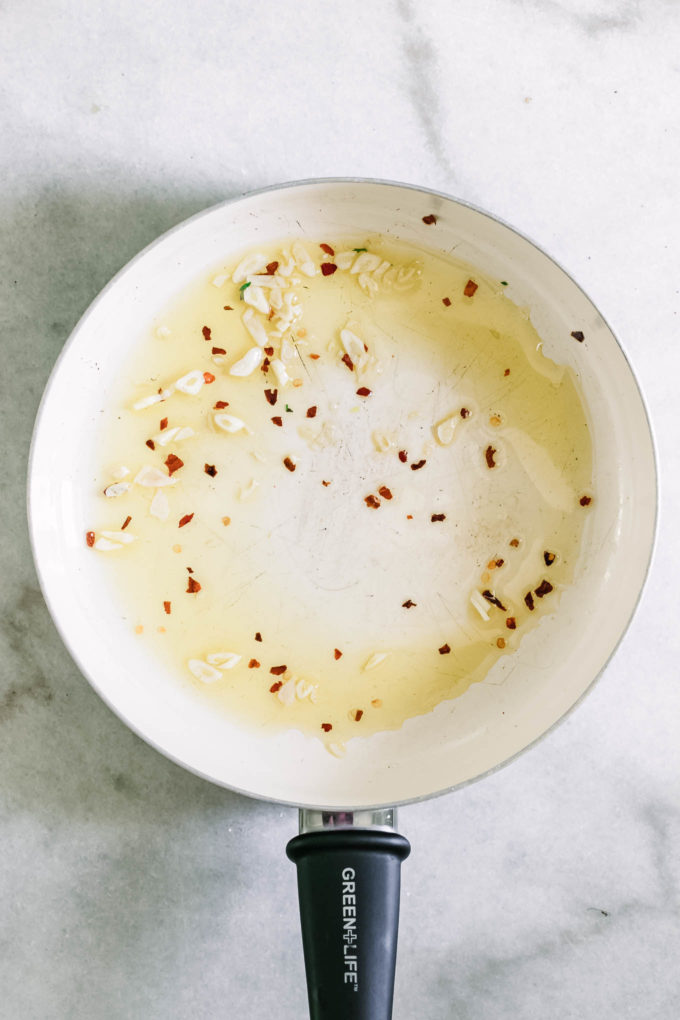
[188,659,223,684]
[230,346,264,377]
[362,652,389,672]
[214,412,249,434]
[206,652,242,669]
[134,465,177,487]
[242,308,269,347]
[175,370,204,395]
[103,482,131,498]
[149,489,170,521]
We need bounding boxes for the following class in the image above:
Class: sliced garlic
[103,482,131,498]
[100,530,136,545]
[277,678,297,706]
[211,273,229,287]
[232,253,268,284]
[362,652,389,672]
[434,415,459,446]
[214,412,249,433]
[335,251,357,270]
[292,241,316,277]
[238,479,259,501]
[134,465,177,487]
[358,272,379,296]
[470,590,491,621]
[206,652,242,669]
[340,328,365,363]
[188,659,223,684]
[372,431,394,453]
[174,426,195,441]
[351,252,382,274]
[110,465,130,480]
[94,537,122,552]
[270,358,290,387]
[132,391,165,411]
[230,346,264,377]
[295,678,317,701]
[242,307,269,347]
[243,284,270,315]
[175,370,204,395]
[149,489,169,520]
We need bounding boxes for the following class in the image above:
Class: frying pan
[28,179,657,1019]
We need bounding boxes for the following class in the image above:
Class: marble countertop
[1,1,678,1017]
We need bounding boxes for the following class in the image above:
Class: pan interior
[28,181,656,808]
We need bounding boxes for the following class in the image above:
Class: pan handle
[286,809,410,1020]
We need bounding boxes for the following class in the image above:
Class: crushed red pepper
[485,445,497,468]
[442,297,451,307]
[482,590,507,611]
[306,406,317,418]
[265,260,279,275]
[320,243,335,256]
[322,480,331,487]
[341,352,354,372]
[422,214,437,225]
[398,450,408,463]
[544,551,556,566]
[506,617,517,630]
[504,368,511,377]
[121,515,132,531]
[145,439,155,450]
[497,637,506,649]
[580,495,592,506]
[352,710,364,722]
[264,388,278,406]
[271,416,283,426]
[165,454,184,475]
[309,353,320,360]
[270,665,287,676]
[163,601,171,615]
[464,279,478,297]
[255,632,263,642]
[356,386,372,397]
[283,456,296,472]
[509,538,520,548]
[212,346,226,355]
[214,400,229,409]
[431,513,446,522]
[439,643,451,654]
[86,531,95,547]
[411,459,426,471]
[204,464,217,477]
[402,599,416,608]
[378,485,393,500]
[248,659,260,669]
[202,326,212,342]
[321,263,338,276]
[261,358,270,372]
[269,681,283,693]
[223,305,233,311]
[534,580,554,598]
[178,513,194,528]
[571,331,585,342]
[364,494,381,508]
[203,372,215,384]
[321,723,333,732]
[460,407,470,419]
[160,417,168,430]
[186,577,201,594]
[524,591,535,611]
[264,346,274,356]
[267,309,275,321]
[334,648,343,660]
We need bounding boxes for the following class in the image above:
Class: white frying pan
[28,180,656,1020]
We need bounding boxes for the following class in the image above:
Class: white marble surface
[1,1,679,1017]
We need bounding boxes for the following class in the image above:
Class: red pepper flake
[264,346,274,356]
[223,305,233,311]
[464,279,478,297]
[320,243,335,256]
[212,346,226,355]
[411,459,426,471]
[203,372,215,384]
[321,722,333,733]
[163,601,171,615]
[214,400,229,409]
[86,531,95,547]
[186,577,201,594]
[356,386,372,397]
[165,454,184,475]
[160,417,168,430]
[322,480,331,487]
[265,260,279,275]
[264,388,278,406]
[431,513,446,522]
[145,439,155,450]
[306,406,317,418]
[544,550,556,566]
[402,599,416,609]
[571,330,585,342]
[579,495,592,507]
[398,450,408,463]
[352,710,364,722]
[334,648,343,660]
[255,632,263,642]
[309,353,320,360]
[460,407,470,419]
[509,538,520,548]
[497,637,506,649]
[422,214,438,225]
[364,494,381,509]
[406,514,413,520]
[534,579,554,598]
[186,567,193,573]
[271,416,283,427]
[341,352,354,372]
[438,643,451,654]
[442,297,451,307]
[267,309,275,321]
[321,262,338,276]
[269,681,283,693]
[204,464,217,477]
[482,589,507,611]
[178,513,194,528]
[121,515,132,531]
[270,665,287,676]
[378,485,393,500]
[504,368,511,377]
[202,326,212,342]
[485,445,497,468]
[248,658,260,669]
[506,617,517,630]
[283,456,296,472]
[524,591,535,611]
[261,357,270,372]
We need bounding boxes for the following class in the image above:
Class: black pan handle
[287,810,411,1020]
